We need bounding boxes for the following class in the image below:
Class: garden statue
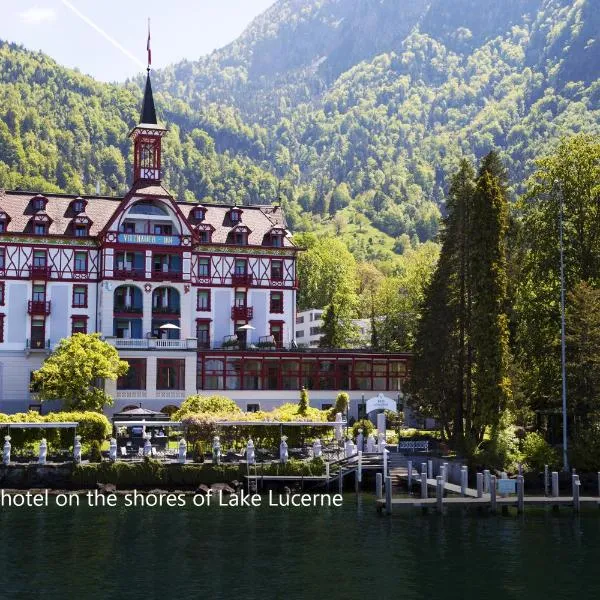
[356,429,364,452]
[109,438,117,462]
[366,433,375,453]
[246,439,256,465]
[377,432,386,453]
[334,412,343,442]
[73,436,82,464]
[3,435,11,465]
[212,435,221,465]
[312,438,322,458]
[143,436,152,458]
[178,438,187,464]
[280,436,288,464]
[38,438,47,465]
[344,437,355,458]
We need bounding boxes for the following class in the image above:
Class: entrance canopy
[366,393,397,414]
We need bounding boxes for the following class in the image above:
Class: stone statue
[38,438,47,465]
[212,435,221,465]
[73,435,82,464]
[334,412,343,442]
[246,439,256,465]
[312,438,322,458]
[3,435,11,466]
[143,436,152,458]
[356,429,364,452]
[178,438,187,464]
[377,432,386,453]
[366,433,375,453]
[344,438,355,458]
[280,436,288,464]
[109,438,117,462]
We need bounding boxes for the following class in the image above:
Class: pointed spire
[140,70,157,125]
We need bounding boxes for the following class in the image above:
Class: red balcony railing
[231,273,253,287]
[28,300,51,315]
[29,265,51,279]
[152,269,183,282]
[231,305,253,321]
[113,268,145,280]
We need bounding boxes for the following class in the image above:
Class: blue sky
[0,0,276,82]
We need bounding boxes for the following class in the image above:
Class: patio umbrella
[237,324,256,331]
[159,323,180,330]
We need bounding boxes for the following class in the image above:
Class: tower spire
[140,72,157,125]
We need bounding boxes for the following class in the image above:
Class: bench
[398,440,429,454]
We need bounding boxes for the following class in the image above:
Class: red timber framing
[190,252,297,289]
[0,242,99,281]
[196,352,411,392]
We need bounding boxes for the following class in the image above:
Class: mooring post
[517,475,524,514]
[436,475,443,511]
[407,460,413,492]
[421,471,427,499]
[440,464,446,493]
[490,475,497,513]
[421,462,427,478]
[573,478,581,513]
[385,476,392,515]
[460,466,468,497]
[443,462,449,484]
[338,468,343,494]
[358,451,363,484]
[376,472,383,499]
[383,448,388,477]
[484,469,490,494]
[427,459,433,479]
[544,465,549,496]
[325,462,330,480]
[552,471,559,498]
[476,473,483,498]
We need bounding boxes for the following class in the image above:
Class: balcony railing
[25,338,51,355]
[29,265,51,279]
[113,268,145,280]
[106,338,197,350]
[152,305,181,315]
[28,300,51,315]
[231,305,253,321]
[113,305,143,315]
[231,273,253,287]
[152,269,183,282]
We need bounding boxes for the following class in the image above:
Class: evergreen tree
[298,387,310,415]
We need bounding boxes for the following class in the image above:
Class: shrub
[352,419,375,439]
[88,440,103,463]
[173,395,241,420]
[327,392,349,421]
[521,432,559,472]
[570,425,600,472]
[298,388,310,415]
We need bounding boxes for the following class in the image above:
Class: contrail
[60,0,145,70]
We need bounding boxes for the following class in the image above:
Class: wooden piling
[385,476,392,515]
[436,476,443,512]
[421,471,427,499]
[443,462,449,484]
[357,451,363,484]
[476,472,483,498]
[407,460,413,491]
[490,475,497,513]
[517,475,524,514]
[484,469,490,494]
[376,472,383,499]
[544,465,549,496]
[552,471,559,497]
[427,459,433,479]
[460,466,467,497]
[574,479,581,513]
[338,468,343,494]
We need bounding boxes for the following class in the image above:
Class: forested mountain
[1,0,599,271]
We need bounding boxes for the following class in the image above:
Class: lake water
[1,494,599,599]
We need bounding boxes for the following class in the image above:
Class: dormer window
[198,230,211,243]
[193,206,206,221]
[31,214,51,236]
[229,207,242,224]
[71,197,87,214]
[271,230,284,247]
[32,195,47,212]
[34,223,48,235]
[0,211,9,234]
[75,225,88,237]
[234,231,247,245]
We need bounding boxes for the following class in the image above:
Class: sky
[0,0,276,82]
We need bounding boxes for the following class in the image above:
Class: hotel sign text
[118,233,180,246]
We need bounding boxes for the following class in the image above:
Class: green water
[1,495,599,599]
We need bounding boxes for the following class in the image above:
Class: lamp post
[557,180,569,472]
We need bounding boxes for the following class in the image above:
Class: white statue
[312,438,322,458]
[178,438,187,464]
[38,438,47,465]
[334,412,343,442]
[3,435,11,466]
[246,439,256,465]
[366,433,376,453]
[280,436,288,464]
[344,438,355,458]
[143,436,152,458]
[356,429,364,452]
[109,438,117,462]
[73,435,82,464]
[377,432,386,453]
[212,435,221,465]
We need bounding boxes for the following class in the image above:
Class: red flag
[147,18,151,66]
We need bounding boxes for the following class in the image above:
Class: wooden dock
[376,496,600,509]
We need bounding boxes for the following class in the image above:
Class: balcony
[29,265,51,280]
[231,305,253,321]
[231,273,253,287]
[152,269,183,282]
[28,300,51,315]
[152,305,180,316]
[113,305,143,316]
[25,338,51,356]
[114,268,145,280]
[106,337,197,350]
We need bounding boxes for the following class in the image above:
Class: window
[194,207,205,221]
[33,197,46,211]
[230,210,241,223]
[0,249,4,269]
[71,316,88,335]
[296,315,304,324]
[32,284,45,302]
[296,330,304,338]
[198,230,211,243]
[270,291,283,313]
[30,316,45,347]
[157,359,185,390]
[198,257,210,277]
[0,222,5,233]
[234,291,246,307]
[196,320,210,349]
[271,232,283,247]
[281,360,299,390]
[122,222,135,234]
[197,289,211,311]
[117,358,147,390]
[33,250,46,267]
[234,259,247,275]
[271,260,283,281]
[247,403,260,413]
[203,358,224,390]
[234,232,247,245]
[270,321,284,347]
[0,282,4,306]
[74,251,87,273]
[154,224,172,235]
[74,225,88,237]
[72,200,84,213]
[129,202,168,216]
[0,313,4,343]
[72,285,87,308]
[34,223,47,235]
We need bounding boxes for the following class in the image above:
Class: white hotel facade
[0,73,410,420]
